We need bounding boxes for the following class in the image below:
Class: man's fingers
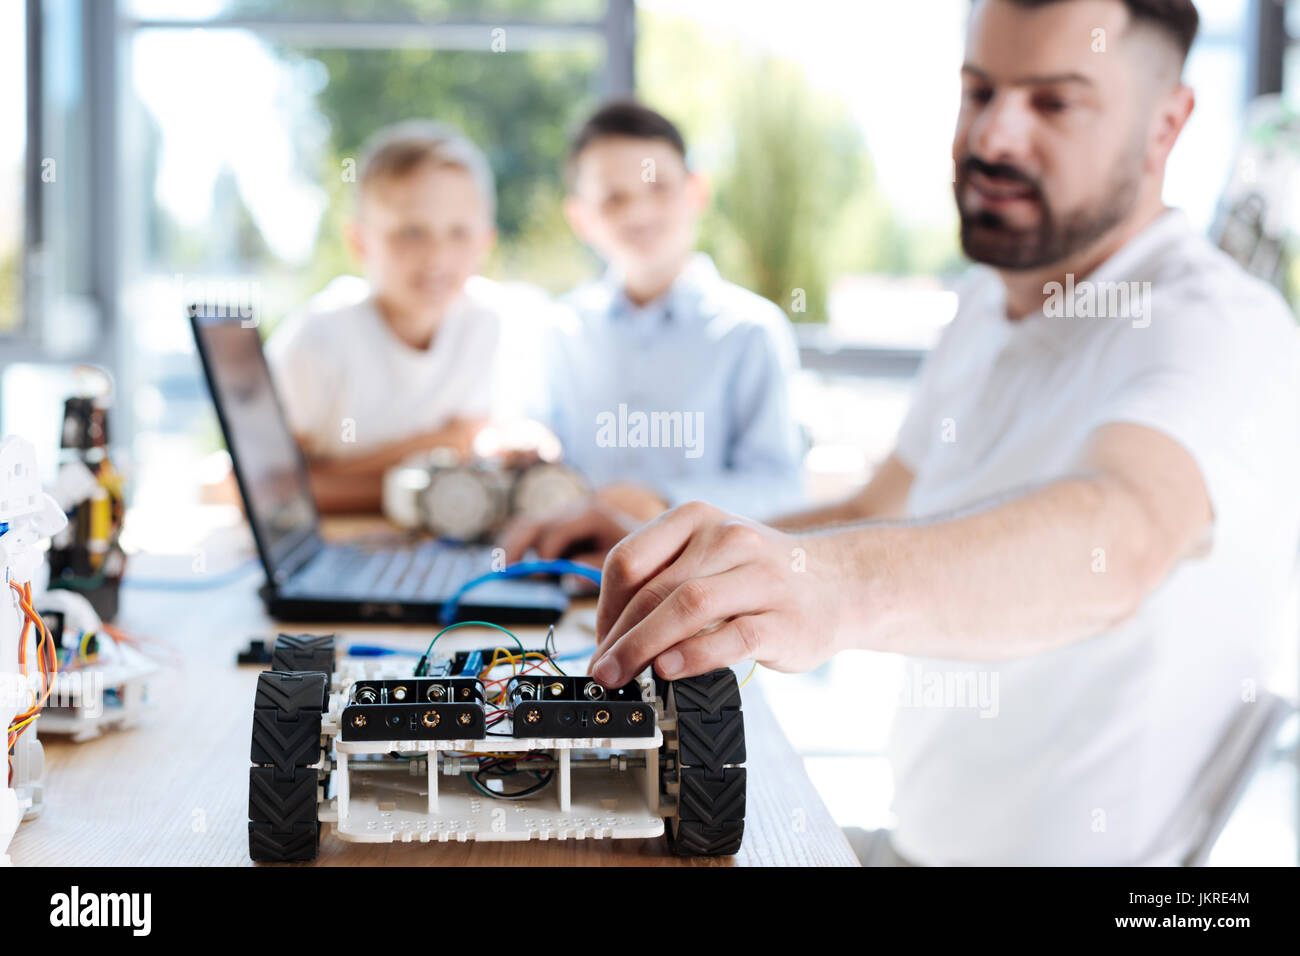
[590,566,769,687]
[651,614,772,682]
[596,518,766,660]
[591,569,682,663]
[595,502,716,642]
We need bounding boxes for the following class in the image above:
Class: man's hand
[499,498,642,566]
[594,482,670,521]
[585,423,1215,687]
[589,501,848,688]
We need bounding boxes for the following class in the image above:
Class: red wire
[7,582,56,783]
[481,656,553,703]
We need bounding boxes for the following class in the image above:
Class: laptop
[187,304,568,625]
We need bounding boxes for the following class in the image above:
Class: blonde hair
[356,120,496,221]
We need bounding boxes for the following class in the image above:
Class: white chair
[1167,691,1295,866]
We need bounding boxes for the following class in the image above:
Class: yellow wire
[479,652,560,682]
[8,713,39,736]
[475,651,564,706]
[7,582,56,750]
[480,648,507,676]
[738,661,759,689]
[490,653,557,671]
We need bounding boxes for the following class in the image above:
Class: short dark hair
[566,100,688,188]
[1002,0,1199,63]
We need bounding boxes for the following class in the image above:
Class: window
[118,1,631,525]
[1,1,26,334]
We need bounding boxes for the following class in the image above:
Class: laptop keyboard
[287,539,493,602]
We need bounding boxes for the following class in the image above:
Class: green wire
[415,620,524,676]
[545,625,567,676]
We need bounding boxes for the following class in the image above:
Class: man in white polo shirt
[571,0,1300,865]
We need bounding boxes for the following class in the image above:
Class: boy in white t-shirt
[267,121,501,513]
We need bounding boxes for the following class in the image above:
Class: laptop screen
[189,307,319,578]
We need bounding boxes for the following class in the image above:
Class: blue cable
[439,559,601,625]
[120,555,262,590]
[349,643,595,661]
[348,644,419,657]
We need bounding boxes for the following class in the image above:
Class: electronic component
[511,462,589,519]
[47,376,128,622]
[236,639,274,665]
[340,677,486,741]
[30,588,158,743]
[506,674,654,737]
[449,648,486,676]
[418,459,511,541]
[246,623,748,863]
[383,455,587,542]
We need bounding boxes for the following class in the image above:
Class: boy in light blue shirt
[503,100,804,563]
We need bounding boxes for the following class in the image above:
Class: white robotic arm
[1,435,68,865]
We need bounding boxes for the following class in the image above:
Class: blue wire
[120,555,261,590]
[348,643,595,661]
[439,559,601,625]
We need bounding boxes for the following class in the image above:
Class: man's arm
[586,422,1213,687]
[835,422,1212,658]
[770,452,915,531]
[497,451,913,564]
[299,418,486,514]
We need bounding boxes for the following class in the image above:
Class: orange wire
[481,656,555,705]
[7,581,57,754]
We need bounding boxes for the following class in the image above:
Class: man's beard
[954,151,1141,271]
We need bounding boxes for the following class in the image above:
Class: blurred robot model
[1212,95,1300,294]
[384,450,588,542]
[0,435,67,866]
[47,373,127,622]
[30,587,157,743]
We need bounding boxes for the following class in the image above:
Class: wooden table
[10,523,857,867]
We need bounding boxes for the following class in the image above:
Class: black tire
[249,820,320,864]
[248,670,327,862]
[271,633,336,676]
[249,768,320,863]
[661,668,746,856]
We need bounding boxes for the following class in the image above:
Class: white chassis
[0,435,68,866]
[31,588,158,742]
[318,657,672,844]
[36,645,157,742]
